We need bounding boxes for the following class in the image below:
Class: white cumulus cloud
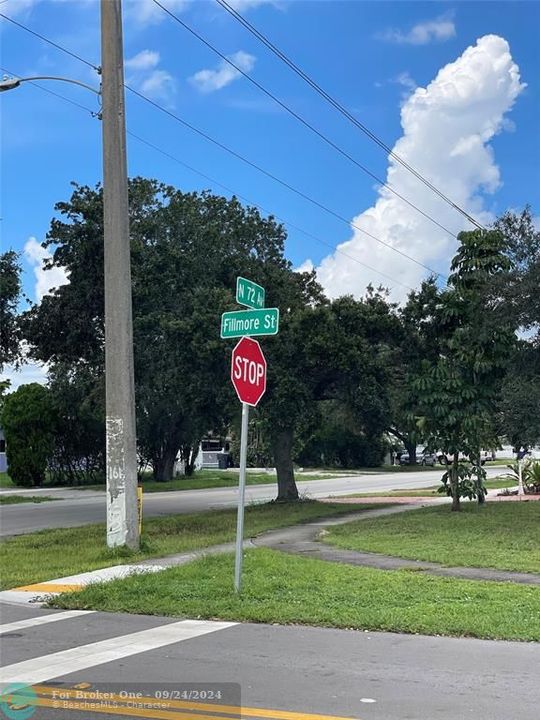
[24,237,69,303]
[125,49,160,71]
[189,51,256,93]
[381,14,456,45]
[125,49,175,102]
[125,0,188,26]
[314,35,525,302]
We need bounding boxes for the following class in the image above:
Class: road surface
[0,601,537,720]
[0,468,503,537]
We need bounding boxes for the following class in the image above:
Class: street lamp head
[0,76,21,92]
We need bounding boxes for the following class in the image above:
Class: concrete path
[254,516,540,586]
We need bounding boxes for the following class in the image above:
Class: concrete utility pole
[101,0,139,549]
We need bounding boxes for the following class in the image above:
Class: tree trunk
[271,428,299,501]
[405,439,417,465]
[477,451,485,505]
[450,451,460,512]
[153,445,177,482]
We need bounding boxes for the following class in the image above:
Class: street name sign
[220,308,279,339]
[236,276,265,310]
[231,337,267,407]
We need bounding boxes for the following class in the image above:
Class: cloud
[1,360,48,391]
[226,0,278,9]
[380,14,456,45]
[294,259,314,274]
[125,49,160,71]
[125,0,188,26]
[313,35,525,303]
[125,50,175,102]
[189,51,256,93]
[24,237,69,302]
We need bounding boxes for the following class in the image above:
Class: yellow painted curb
[12,583,84,593]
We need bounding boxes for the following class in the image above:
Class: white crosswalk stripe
[0,610,95,636]
[0,619,236,685]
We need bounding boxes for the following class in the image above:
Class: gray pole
[101,0,139,549]
[234,402,250,592]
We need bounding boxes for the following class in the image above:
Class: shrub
[1,383,56,487]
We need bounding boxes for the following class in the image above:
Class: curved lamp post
[0,75,100,95]
[1,1,140,551]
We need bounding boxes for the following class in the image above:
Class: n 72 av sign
[236,276,265,310]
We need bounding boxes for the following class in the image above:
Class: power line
[214,0,486,232]
[0,12,99,72]
[3,63,414,292]
[0,11,443,278]
[127,131,415,291]
[126,83,442,277]
[151,0,458,240]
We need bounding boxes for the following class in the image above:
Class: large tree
[22,179,295,483]
[492,207,540,449]
[0,251,22,371]
[415,229,515,510]
[263,289,397,499]
[388,278,442,464]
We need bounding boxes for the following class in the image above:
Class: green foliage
[21,179,296,483]
[1,383,56,487]
[47,363,106,485]
[0,250,22,370]
[503,460,540,493]
[413,229,516,510]
[438,463,487,501]
[297,400,386,468]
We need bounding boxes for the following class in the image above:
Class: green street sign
[236,276,265,310]
[221,308,279,339]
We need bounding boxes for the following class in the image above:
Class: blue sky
[1,0,539,323]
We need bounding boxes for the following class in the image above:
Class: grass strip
[0,500,382,590]
[347,477,517,498]
[51,548,540,642]
[0,495,57,505]
[325,502,540,573]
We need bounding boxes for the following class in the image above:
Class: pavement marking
[0,610,95,635]
[0,619,237,685]
[14,695,234,720]
[12,583,84,593]
[33,684,363,720]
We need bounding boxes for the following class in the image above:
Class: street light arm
[0,75,100,94]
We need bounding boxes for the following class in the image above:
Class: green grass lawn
[51,548,540,642]
[0,495,56,505]
[348,477,517,498]
[0,472,15,488]
[325,502,540,573]
[0,500,382,590]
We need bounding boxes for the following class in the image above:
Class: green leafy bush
[1,383,56,487]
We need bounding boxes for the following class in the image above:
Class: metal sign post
[234,402,250,593]
[221,277,275,593]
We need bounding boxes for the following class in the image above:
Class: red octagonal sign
[231,337,267,407]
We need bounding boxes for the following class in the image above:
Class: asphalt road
[0,468,503,537]
[1,601,538,720]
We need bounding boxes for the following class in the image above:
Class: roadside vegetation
[346,476,518,498]
[0,500,382,590]
[324,503,540,573]
[51,548,540,642]
[0,494,56,505]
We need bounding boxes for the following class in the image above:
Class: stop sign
[231,337,267,406]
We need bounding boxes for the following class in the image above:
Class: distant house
[0,428,7,473]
